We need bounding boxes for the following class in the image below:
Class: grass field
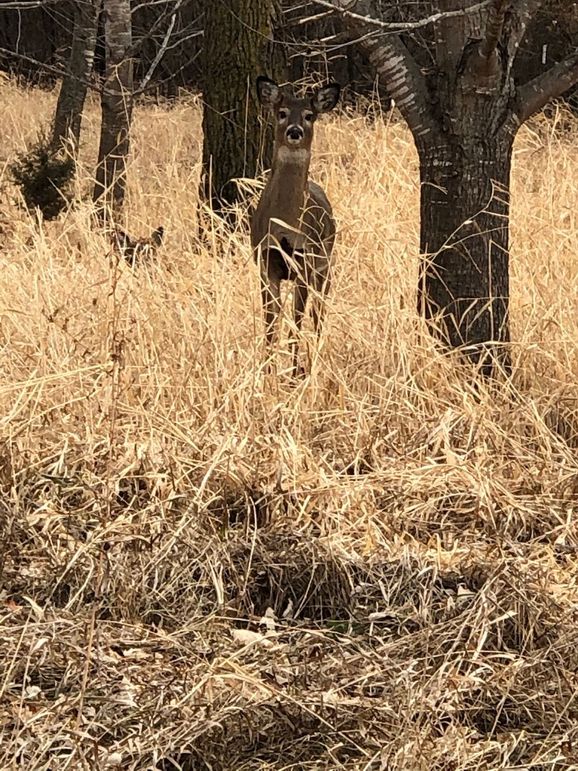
[1,76,578,769]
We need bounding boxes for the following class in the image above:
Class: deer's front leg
[310,256,331,338]
[259,252,283,373]
[290,279,308,377]
[261,277,282,350]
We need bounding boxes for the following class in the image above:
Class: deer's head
[257,76,340,154]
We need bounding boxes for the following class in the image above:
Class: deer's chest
[261,238,309,282]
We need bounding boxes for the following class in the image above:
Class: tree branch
[434,0,468,76]
[137,0,182,93]
[0,0,63,7]
[504,0,542,78]
[0,44,100,92]
[516,50,578,125]
[127,0,196,58]
[320,0,437,139]
[479,0,509,60]
[312,0,493,33]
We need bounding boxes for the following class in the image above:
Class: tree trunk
[52,0,101,154]
[93,0,133,220]
[331,0,521,375]
[201,0,282,218]
[274,0,578,377]
[417,133,513,375]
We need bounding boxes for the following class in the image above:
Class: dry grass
[1,77,578,770]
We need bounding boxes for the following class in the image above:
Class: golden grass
[1,77,578,769]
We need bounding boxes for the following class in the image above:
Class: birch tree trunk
[201,0,282,218]
[52,0,102,155]
[332,0,578,376]
[93,0,133,219]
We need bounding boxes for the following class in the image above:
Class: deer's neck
[264,146,311,225]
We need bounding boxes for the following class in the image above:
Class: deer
[111,225,165,268]
[251,76,340,377]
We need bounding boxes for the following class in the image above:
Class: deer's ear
[313,83,340,114]
[256,76,281,108]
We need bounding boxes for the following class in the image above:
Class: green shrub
[10,130,75,220]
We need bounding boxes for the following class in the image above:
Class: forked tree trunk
[52,0,101,154]
[331,0,578,377]
[201,0,282,218]
[93,0,133,220]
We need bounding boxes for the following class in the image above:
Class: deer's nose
[286,125,304,142]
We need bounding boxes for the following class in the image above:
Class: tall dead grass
[0,77,577,769]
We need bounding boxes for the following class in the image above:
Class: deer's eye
[278,109,289,121]
[304,112,314,122]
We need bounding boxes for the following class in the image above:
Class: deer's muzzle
[286,125,304,143]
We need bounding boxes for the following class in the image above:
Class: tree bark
[200,0,282,218]
[417,134,512,375]
[52,0,101,155]
[93,0,133,220]
[515,50,578,125]
[329,0,578,376]
[415,0,516,374]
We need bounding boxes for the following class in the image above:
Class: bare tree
[201,0,282,219]
[51,0,102,154]
[93,0,133,219]
[317,0,578,375]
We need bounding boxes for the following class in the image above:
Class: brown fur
[251,77,340,376]
[112,225,164,268]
